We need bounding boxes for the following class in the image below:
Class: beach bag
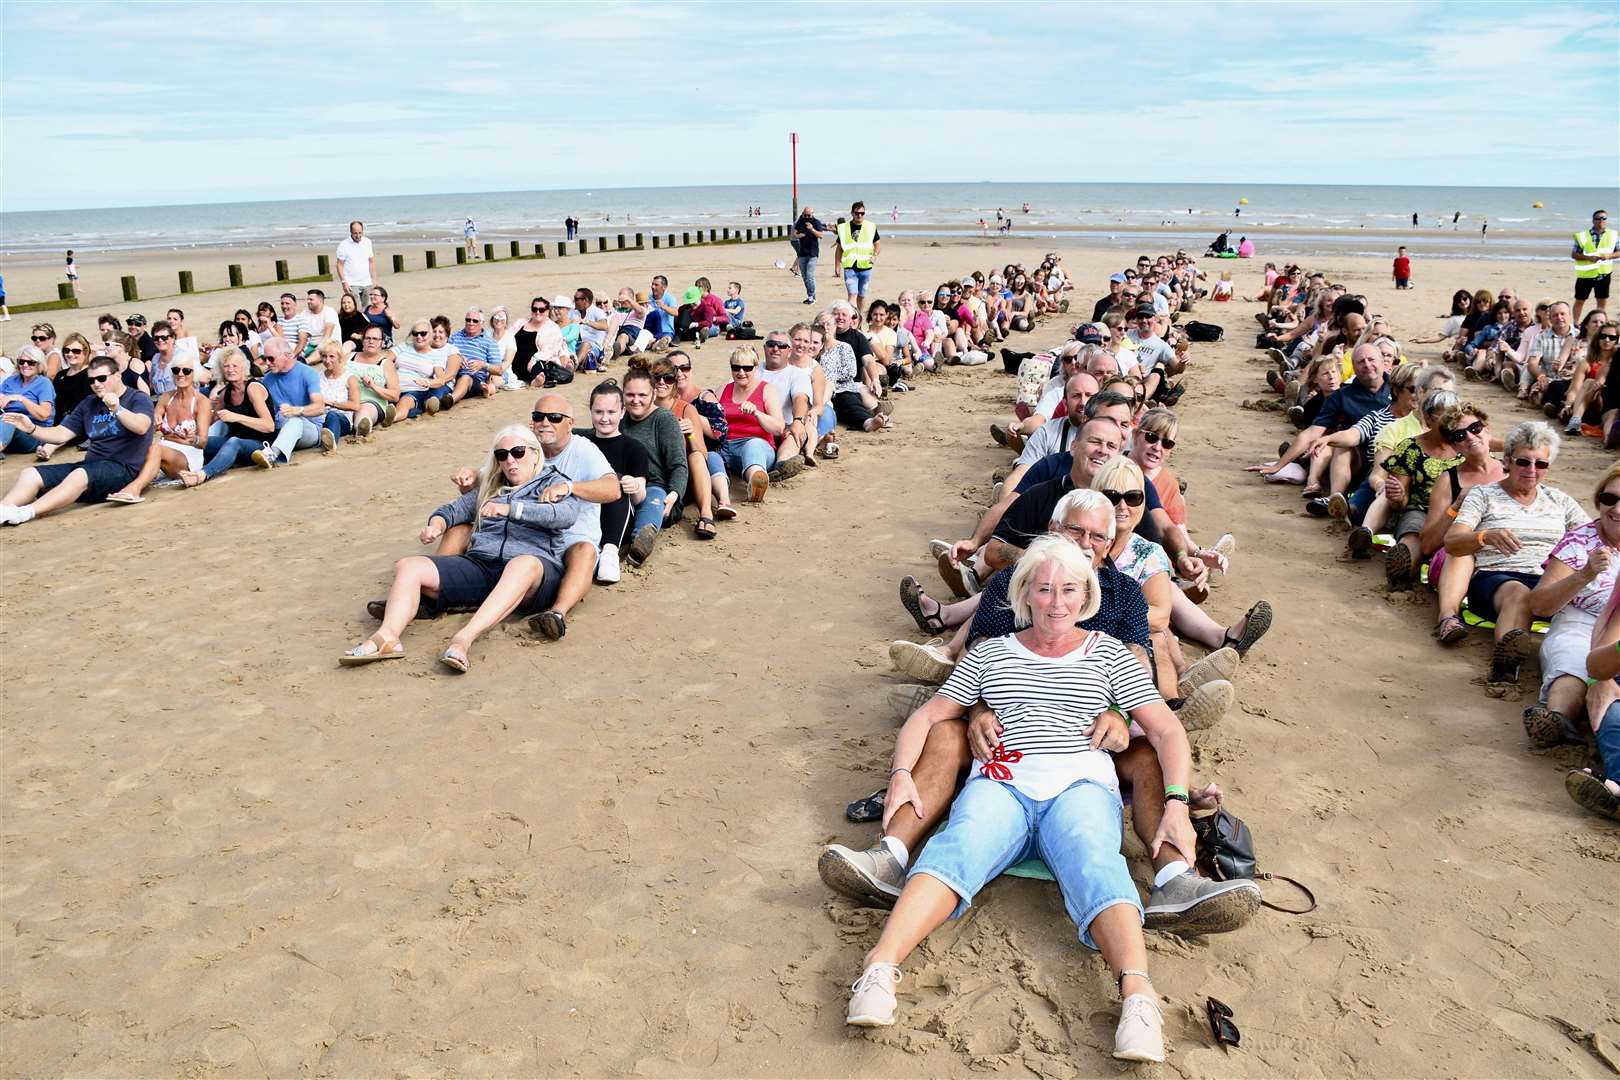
[1185,321,1224,342]
[726,321,758,341]
[1193,808,1316,914]
[542,360,574,387]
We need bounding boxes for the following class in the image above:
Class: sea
[3,183,1614,262]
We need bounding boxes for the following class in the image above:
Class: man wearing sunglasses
[1571,209,1615,324]
[834,201,880,308]
[0,355,154,525]
[440,393,620,641]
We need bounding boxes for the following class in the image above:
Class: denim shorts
[842,267,872,295]
[909,775,1140,950]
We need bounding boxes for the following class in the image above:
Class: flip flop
[694,516,717,540]
[714,505,737,521]
[439,645,470,674]
[339,637,404,666]
[104,492,144,505]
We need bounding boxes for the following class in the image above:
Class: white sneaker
[927,538,952,559]
[847,963,902,1027]
[595,544,621,584]
[889,639,955,684]
[0,504,26,525]
[1113,993,1165,1062]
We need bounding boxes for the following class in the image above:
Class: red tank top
[721,379,771,443]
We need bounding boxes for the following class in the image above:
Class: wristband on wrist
[1476,531,1487,546]
[889,767,911,778]
[1164,784,1189,799]
[1164,791,1190,805]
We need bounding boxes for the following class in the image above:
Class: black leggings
[832,390,873,430]
[514,348,540,384]
[600,495,633,550]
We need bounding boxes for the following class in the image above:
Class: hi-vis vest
[837,220,877,269]
[1574,227,1616,278]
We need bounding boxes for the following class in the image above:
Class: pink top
[906,310,932,344]
[1547,521,1620,617]
[720,380,771,443]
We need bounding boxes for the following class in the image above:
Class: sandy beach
[1,236,1615,1077]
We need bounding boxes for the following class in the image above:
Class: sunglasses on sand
[1206,997,1240,1049]
[531,411,569,424]
[492,446,529,461]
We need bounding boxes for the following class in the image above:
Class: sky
[3,0,1618,212]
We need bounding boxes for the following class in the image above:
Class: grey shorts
[1394,508,1428,538]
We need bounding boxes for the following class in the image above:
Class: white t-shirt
[335,236,375,288]
[308,305,340,344]
[172,335,200,366]
[578,305,609,349]
[546,434,615,551]
[938,631,1159,800]
[758,363,811,420]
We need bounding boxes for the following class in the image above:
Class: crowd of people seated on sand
[1241,265,1620,827]
[810,249,1291,1064]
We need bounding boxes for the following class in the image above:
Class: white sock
[880,835,909,867]
[1152,860,1190,889]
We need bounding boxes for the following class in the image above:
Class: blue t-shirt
[260,363,322,427]
[723,298,745,327]
[1315,377,1392,435]
[449,329,501,370]
[646,293,680,338]
[1,372,56,425]
[61,388,154,468]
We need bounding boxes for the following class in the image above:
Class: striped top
[937,631,1160,800]
[1455,481,1589,575]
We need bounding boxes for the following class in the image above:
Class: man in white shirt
[305,289,340,349]
[335,221,376,308]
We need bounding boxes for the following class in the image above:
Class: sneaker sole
[846,1012,896,1028]
[889,642,954,684]
[817,848,901,908]
[1565,771,1620,820]
[1522,706,1566,749]
[1177,648,1240,697]
[1144,879,1261,935]
[1177,679,1234,732]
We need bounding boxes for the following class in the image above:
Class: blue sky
[3,0,1617,211]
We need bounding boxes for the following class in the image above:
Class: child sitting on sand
[1211,271,1234,301]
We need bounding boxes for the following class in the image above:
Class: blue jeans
[705,437,775,482]
[797,255,818,300]
[271,416,321,463]
[402,387,451,414]
[1347,478,1376,525]
[322,410,354,439]
[202,435,265,479]
[0,422,39,454]
[817,402,837,439]
[1599,701,1620,784]
[910,775,1139,951]
[842,266,872,298]
[633,484,672,532]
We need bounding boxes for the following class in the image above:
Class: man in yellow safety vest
[835,201,881,307]
[1571,209,1615,323]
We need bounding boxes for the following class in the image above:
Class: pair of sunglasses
[1140,430,1176,450]
[1443,420,1484,444]
[730,364,755,373]
[1101,489,1146,508]
[531,411,569,424]
[1512,457,1550,471]
[1207,997,1240,1048]
[653,373,678,385]
[1597,491,1619,507]
[492,446,530,461]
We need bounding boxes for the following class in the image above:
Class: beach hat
[550,294,570,308]
[1109,273,1127,284]
[1076,325,1105,345]
[682,286,702,304]
[1131,303,1157,319]
[959,277,975,287]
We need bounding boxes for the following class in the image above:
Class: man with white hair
[448,308,503,403]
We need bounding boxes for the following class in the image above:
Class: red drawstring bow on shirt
[980,743,1023,781]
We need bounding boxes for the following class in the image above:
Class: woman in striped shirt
[845,536,1195,1064]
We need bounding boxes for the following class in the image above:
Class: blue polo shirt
[449,329,501,377]
[1315,377,1391,435]
[260,363,321,427]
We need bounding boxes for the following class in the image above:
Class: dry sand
[1,237,1615,1077]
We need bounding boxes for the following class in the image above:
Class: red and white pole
[790,132,799,219]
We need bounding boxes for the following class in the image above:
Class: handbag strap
[1257,872,1317,915]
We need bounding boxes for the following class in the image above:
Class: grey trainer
[886,683,936,723]
[1143,871,1261,934]
[819,842,904,907]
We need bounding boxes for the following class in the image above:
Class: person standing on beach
[1412,212,1419,228]
[335,221,376,309]
[835,201,880,308]
[1572,210,1616,324]
[64,251,78,289]
[793,206,827,305]
[464,216,479,259]
[1393,246,1412,289]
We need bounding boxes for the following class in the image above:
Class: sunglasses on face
[171,366,193,375]
[29,334,50,342]
[1443,420,1485,443]
[1597,491,1620,507]
[17,358,39,367]
[764,341,789,350]
[89,373,115,384]
[62,346,84,355]
[531,411,569,424]
[1140,430,1176,450]
[1599,334,1618,342]
[730,364,756,373]
[153,334,173,342]
[1100,488,1146,507]
[1057,523,1111,545]
[674,363,692,372]
[653,373,677,385]
[410,330,429,337]
[1512,456,1550,471]
[492,445,529,461]
[532,305,548,313]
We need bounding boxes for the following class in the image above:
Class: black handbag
[1185,320,1224,342]
[542,360,574,387]
[1193,808,1316,914]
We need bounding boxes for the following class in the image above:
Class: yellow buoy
[1239,198,1249,205]
[1532,201,1543,208]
